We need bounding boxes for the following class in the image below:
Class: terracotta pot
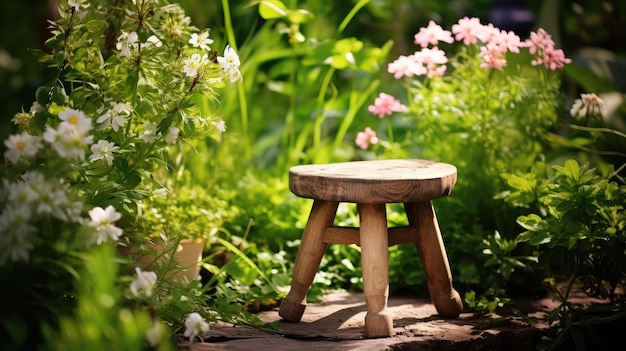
[118,239,205,282]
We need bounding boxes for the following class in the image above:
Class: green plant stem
[216,238,279,292]
[563,271,577,303]
[333,79,380,149]
[386,116,394,145]
[546,265,567,303]
[338,0,371,34]
[564,123,626,182]
[568,124,626,140]
[310,0,370,149]
[221,0,250,155]
[279,37,302,165]
[313,66,336,148]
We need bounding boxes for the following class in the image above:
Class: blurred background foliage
[3,0,624,147]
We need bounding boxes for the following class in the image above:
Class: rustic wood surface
[281,159,461,338]
[289,159,457,204]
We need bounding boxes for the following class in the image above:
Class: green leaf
[516,214,543,231]
[517,231,551,246]
[258,0,287,19]
[228,257,259,286]
[333,37,363,55]
[54,51,66,66]
[35,85,52,105]
[286,9,313,24]
[553,159,580,181]
[305,0,332,15]
[564,159,580,177]
[124,68,139,100]
[564,62,619,94]
[544,133,593,149]
[505,174,534,192]
[50,85,68,105]
[123,170,142,190]
[44,33,65,48]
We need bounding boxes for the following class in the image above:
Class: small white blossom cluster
[0,170,126,264]
[0,172,80,264]
[570,93,606,120]
[183,312,210,342]
[115,31,162,58]
[138,122,180,144]
[97,101,131,132]
[217,45,242,83]
[67,0,90,18]
[0,105,144,264]
[130,267,158,298]
[182,27,242,83]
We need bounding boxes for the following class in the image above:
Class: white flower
[88,205,123,245]
[116,31,139,58]
[1,192,33,223]
[153,187,169,199]
[43,123,94,161]
[212,120,226,133]
[570,93,606,119]
[59,108,93,136]
[189,30,214,51]
[64,200,84,222]
[29,101,43,114]
[19,172,72,221]
[37,188,71,221]
[217,45,242,83]
[6,180,38,207]
[182,53,208,78]
[68,0,90,11]
[89,140,119,166]
[11,111,31,126]
[140,122,160,142]
[97,102,130,132]
[3,131,42,163]
[183,312,210,342]
[0,206,36,264]
[165,126,180,144]
[146,321,165,347]
[68,0,90,18]
[130,267,158,298]
[145,35,162,48]
[43,109,95,161]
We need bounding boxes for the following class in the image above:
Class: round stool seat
[289,159,457,204]
[280,159,463,338]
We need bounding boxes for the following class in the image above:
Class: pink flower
[368,93,407,118]
[452,17,482,45]
[355,127,379,150]
[525,28,571,70]
[476,23,499,44]
[538,47,571,70]
[413,47,448,78]
[494,30,522,54]
[414,47,448,65]
[414,20,454,48]
[524,28,553,55]
[479,43,507,69]
[387,55,426,79]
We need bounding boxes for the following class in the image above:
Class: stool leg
[358,203,393,338]
[279,200,339,322]
[405,201,463,317]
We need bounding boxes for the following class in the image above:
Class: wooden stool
[278,159,463,338]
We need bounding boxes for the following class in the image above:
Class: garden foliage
[0,0,625,350]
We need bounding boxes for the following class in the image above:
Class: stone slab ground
[178,291,558,351]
